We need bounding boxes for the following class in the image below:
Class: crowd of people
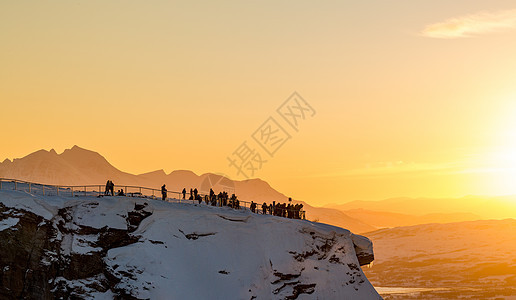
[251,198,304,219]
[104,180,304,220]
[179,187,304,219]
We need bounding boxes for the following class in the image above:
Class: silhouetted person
[262,202,267,214]
[193,188,198,199]
[278,203,285,217]
[218,192,223,206]
[105,180,110,195]
[190,188,193,199]
[222,192,228,206]
[109,180,114,196]
[210,188,215,203]
[117,189,125,196]
[161,184,167,201]
[182,188,186,199]
[211,191,217,206]
[230,194,236,208]
[250,201,256,213]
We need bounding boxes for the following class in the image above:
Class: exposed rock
[272,271,302,284]
[0,200,152,299]
[288,283,316,299]
[355,252,374,266]
[217,215,249,222]
[351,234,375,266]
[126,203,152,232]
[178,229,217,240]
[0,203,56,299]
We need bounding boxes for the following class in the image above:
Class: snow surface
[52,275,115,300]
[0,189,380,299]
[0,217,19,231]
[71,234,102,255]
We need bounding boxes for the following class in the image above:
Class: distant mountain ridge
[326,194,516,220]
[0,146,375,233]
[0,146,139,186]
[340,208,482,229]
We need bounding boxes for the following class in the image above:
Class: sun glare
[484,149,516,196]
[484,101,516,196]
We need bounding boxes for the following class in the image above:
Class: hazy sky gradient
[2,1,516,204]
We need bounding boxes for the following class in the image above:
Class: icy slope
[0,189,380,299]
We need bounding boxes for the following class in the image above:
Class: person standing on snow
[109,181,115,196]
[161,184,167,201]
[262,202,268,214]
[105,180,110,196]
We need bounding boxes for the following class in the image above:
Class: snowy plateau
[0,188,380,299]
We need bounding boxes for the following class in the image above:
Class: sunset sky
[1,1,516,205]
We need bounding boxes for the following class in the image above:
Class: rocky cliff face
[0,189,379,299]
[0,199,151,299]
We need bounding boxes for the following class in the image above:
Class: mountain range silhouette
[0,145,375,233]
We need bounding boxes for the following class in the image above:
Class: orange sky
[1,1,516,205]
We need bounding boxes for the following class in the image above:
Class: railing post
[99,185,101,197]
[125,186,127,195]
[57,186,59,196]
[72,187,74,197]
[43,185,45,196]
[84,186,86,196]
[29,183,31,193]
[0,179,2,190]
[14,181,17,190]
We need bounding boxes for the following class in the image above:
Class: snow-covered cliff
[0,188,380,299]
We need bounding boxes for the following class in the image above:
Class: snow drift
[0,188,380,299]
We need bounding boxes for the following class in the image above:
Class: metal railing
[0,177,305,219]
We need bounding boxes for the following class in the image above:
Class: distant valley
[363,219,516,299]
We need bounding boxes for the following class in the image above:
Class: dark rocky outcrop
[0,202,152,299]
[0,203,56,299]
[178,229,217,240]
[355,251,375,266]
